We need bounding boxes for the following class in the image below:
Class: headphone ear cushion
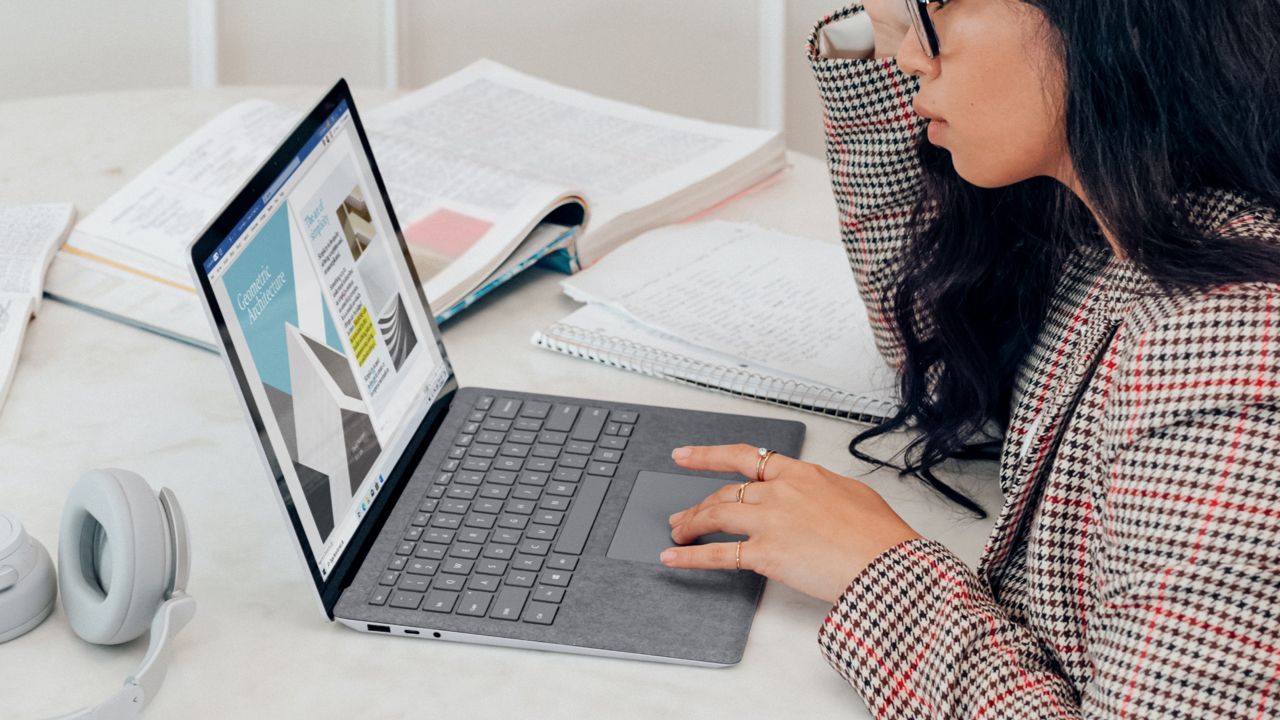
[58,469,171,645]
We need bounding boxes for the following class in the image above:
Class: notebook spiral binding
[535,322,898,426]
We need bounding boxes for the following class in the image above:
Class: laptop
[187,80,805,667]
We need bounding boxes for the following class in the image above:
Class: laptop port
[404,629,420,635]
[367,624,390,633]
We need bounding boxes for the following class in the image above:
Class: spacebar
[554,474,611,555]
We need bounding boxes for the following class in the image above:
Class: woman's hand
[861,0,913,58]
[661,444,921,605]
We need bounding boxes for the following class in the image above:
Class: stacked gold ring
[755,447,776,483]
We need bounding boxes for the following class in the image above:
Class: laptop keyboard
[367,395,637,626]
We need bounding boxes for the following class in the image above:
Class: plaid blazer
[810,6,1280,718]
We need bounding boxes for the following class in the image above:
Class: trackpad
[607,471,745,564]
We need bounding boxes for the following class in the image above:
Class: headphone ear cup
[58,469,172,645]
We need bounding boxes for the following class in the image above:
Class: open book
[532,221,900,424]
[45,60,785,350]
[0,203,76,411]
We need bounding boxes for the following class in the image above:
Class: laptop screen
[197,93,451,583]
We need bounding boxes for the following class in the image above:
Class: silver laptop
[188,81,805,666]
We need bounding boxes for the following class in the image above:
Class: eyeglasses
[904,0,948,59]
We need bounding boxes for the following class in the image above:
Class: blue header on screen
[201,99,350,274]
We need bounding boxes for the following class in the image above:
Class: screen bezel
[188,79,459,618]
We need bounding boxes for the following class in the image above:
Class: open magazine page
[365,59,782,267]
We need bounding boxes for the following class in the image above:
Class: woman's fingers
[669,480,771,526]
[670,502,759,545]
[670,443,805,482]
[660,540,754,571]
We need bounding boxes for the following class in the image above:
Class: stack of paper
[532,221,900,423]
[0,203,76,411]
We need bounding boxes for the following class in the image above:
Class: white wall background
[0,0,841,157]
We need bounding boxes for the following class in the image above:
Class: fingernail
[660,549,677,563]
[672,446,691,460]
[668,510,685,525]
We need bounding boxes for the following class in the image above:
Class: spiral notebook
[531,221,899,424]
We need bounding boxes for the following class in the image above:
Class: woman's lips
[926,118,948,144]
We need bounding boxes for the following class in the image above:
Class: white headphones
[0,468,195,719]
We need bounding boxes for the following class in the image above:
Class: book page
[560,221,895,397]
[0,203,76,307]
[366,60,780,255]
[0,294,34,412]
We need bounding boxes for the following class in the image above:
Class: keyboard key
[469,445,498,459]
[494,457,524,472]
[547,482,576,497]
[512,485,542,501]
[474,498,503,514]
[526,458,555,472]
[477,559,508,576]
[532,444,560,459]
[461,422,481,435]
[412,512,433,528]
[431,514,462,529]
[388,555,408,571]
[520,471,550,486]
[459,528,489,544]
[490,587,529,621]
[533,585,565,603]
[486,470,517,485]
[506,570,537,588]
[477,431,505,445]
[552,468,582,483]
[416,543,447,560]
[565,441,593,455]
[468,575,501,592]
[557,454,588,469]
[369,587,390,606]
[538,430,568,445]
[407,559,439,575]
[395,542,415,556]
[443,559,475,575]
[448,445,468,459]
[380,571,400,586]
[618,424,634,437]
[464,514,496,529]
[513,555,545,572]
[555,474,610,555]
[540,570,572,587]
[390,591,422,610]
[534,510,564,526]
[592,449,622,464]
[420,498,440,512]
[526,525,557,541]
[500,444,529,458]
[479,485,511,501]
[457,434,475,447]
[541,496,570,512]
[445,486,477,501]
[547,555,579,571]
[476,395,495,411]
[458,591,492,617]
[481,418,511,432]
[505,499,535,515]
[509,430,537,445]
[521,401,551,419]
[462,458,491,472]
[398,576,431,593]
[441,459,460,472]
[441,499,470,514]
[454,471,485,486]
[434,472,453,486]
[522,601,559,625]
[493,529,522,545]
[424,529,455,544]
[434,574,467,592]
[571,408,608,442]
[484,544,515,560]
[520,539,551,556]
[604,423,620,436]
[403,526,424,542]
[466,411,485,423]
[450,543,482,559]
[514,417,542,432]
[544,405,579,432]
[587,462,617,478]
[611,410,638,424]
[423,589,459,613]
[490,398,522,419]
[425,485,446,499]
[498,515,529,530]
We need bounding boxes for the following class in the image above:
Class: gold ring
[736,482,748,503]
[735,540,743,571]
[756,449,776,483]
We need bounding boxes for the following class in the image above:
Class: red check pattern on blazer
[810,6,1280,718]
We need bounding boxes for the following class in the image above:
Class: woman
[660,1,1280,717]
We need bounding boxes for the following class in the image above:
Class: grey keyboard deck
[366,395,637,625]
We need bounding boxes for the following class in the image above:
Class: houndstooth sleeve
[819,283,1280,718]
[809,6,927,369]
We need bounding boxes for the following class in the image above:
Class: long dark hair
[849,0,1280,516]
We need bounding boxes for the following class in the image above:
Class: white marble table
[0,87,1002,719]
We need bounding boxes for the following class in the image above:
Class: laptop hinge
[320,382,458,618]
